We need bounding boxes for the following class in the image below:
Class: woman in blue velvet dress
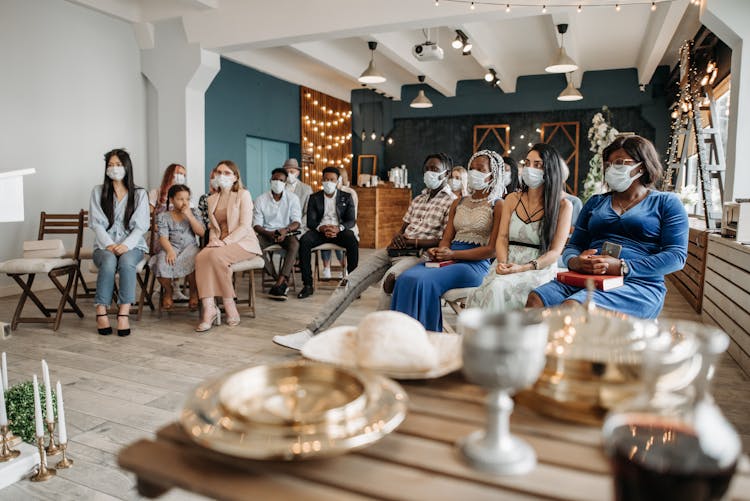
[391,150,504,331]
[527,135,689,319]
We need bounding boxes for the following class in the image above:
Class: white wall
[0,0,147,293]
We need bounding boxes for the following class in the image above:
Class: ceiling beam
[460,22,518,93]
[636,0,690,85]
[65,0,141,23]
[369,32,456,97]
[291,40,406,99]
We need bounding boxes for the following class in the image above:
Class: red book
[425,260,456,268]
[556,271,624,291]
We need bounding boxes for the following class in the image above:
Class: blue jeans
[93,248,144,306]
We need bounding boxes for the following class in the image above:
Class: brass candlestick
[44,421,60,456]
[0,424,20,461]
[30,437,56,481]
[55,442,73,469]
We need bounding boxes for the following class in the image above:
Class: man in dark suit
[297,166,359,298]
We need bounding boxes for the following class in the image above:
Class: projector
[412,42,444,61]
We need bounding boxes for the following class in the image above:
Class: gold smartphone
[601,241,622,259]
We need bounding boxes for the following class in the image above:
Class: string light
[542,4,546,13]
[615,3,620,11]
[651,2,656,11]
[435,0,439,5]
[577,4,582,12]
[470,1,475,9]
[424,1,673,11]
[505,3,510,12]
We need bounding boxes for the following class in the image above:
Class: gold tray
[181,361,408,460]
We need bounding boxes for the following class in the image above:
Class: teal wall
[205,58,300,190]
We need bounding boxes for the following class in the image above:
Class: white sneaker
[322,267,332,280]
[273,329,313,351]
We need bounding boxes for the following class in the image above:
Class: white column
[140,18,220,195]
[702,0,750,201]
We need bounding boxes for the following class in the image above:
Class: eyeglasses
[604,159,639,168]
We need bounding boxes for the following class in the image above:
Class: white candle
[1,352,7,391]
[41,360,54,423]
[0,379,7,426]
[32,374,44,438]
[56,381,66,445]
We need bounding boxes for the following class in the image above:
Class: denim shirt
[89,185,149,252]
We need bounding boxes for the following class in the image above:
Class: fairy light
[505,3,510,12]
[542,4,546,13]
[651,2,656,11]
[577,4,582,12]
[615,4,620,12]
[470,1,475,9]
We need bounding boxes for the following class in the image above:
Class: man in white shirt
[297,167,358,299]
[253,168,302,300]
[283,158,313,230]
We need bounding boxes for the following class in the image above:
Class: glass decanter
[602,320,742,501]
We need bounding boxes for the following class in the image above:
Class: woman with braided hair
[390,150,504,331]
[467,143,572,312]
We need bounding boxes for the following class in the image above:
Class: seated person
[297,167,358,299]
[468,143,572,312]
[321,168,359,279]
[527,135,688,319]
[253,168,302,300]
[284,158,313,228]
[273,153,457,350]
[391,150,505,332]
[502,156,522,195]
[153,184,205,311]
[449,166,469,197]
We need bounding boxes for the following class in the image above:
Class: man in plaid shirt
[274,153,457,350]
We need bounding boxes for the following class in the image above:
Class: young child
[154,184,205,310]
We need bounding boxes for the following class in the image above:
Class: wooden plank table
[118,373,750,500]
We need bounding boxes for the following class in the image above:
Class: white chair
[312,243,346,289]
[230,255,266,318]
[0,211,85,331]
[441,287,477,333]
[261,243,297,293]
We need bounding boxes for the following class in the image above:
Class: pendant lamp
[546,24,578,74]
[359,41,386,84]
[410,76,433,109]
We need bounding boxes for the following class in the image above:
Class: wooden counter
[702,233,750,375]
[356,184,412,248]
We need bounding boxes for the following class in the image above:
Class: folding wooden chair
[261,244,297,293]
[230,256,266,318]
[0,211,85,331]
[67,210,95,298]
[441,287,477,333]
[312,243,347,289]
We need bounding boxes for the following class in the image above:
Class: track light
[546,24,578,73]
[452,35,463,49]
[484,69,495,82]
[452,30,469,51]
[358,41,386,84]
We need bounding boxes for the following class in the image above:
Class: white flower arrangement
[582,106,619,203]
[676,184,701,208]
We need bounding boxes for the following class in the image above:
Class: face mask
[270,179,286,194]
[423,170,445,190]
[209,177,220,189]
[322,181,337,195]
[502,171,512,187]
[468,169,490,191]
[286,171,298,184]
[605,162,642,192]
[522,168,544,189]
[216,174,235,190]
[173,173,186,185]
[449,178,463,192]
[106,166,126,181]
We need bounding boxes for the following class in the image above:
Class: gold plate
[181,361,408,460]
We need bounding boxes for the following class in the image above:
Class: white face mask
[502,171,512,187]
[522,167,544,189]
[605,162,642,192]
[423,170,445,190]
[322,181,337,195]
[106,166,126,181]
[216,174,236,190]
[468,169,490,191]
[286,171,299,184]
[449,178,463,192]
[209,177,220,189]
[270,179,286,194]
[173,173,186,185]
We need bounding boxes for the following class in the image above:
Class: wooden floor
[0,250,747,500]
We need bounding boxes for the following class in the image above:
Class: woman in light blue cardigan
[89,148,149,336]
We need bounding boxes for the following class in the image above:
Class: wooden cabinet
[356,184,412,248]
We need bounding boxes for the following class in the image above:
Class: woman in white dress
[467,143,572,312]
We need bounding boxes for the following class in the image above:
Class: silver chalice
[457,308,549,475]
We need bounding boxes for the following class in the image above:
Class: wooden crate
[702,233,750,375]
[357,185,412,248]
[668,218,709,312]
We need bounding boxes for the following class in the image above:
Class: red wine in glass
[609,422,737,501]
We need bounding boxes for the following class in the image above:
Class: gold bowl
[181,361,408,460]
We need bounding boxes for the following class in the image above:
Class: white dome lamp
[546,24,578,74]
[410,76,433,109]
[558,73,583,101]
[358,41,386,84]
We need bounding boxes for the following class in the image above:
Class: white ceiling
[67,0,701,102]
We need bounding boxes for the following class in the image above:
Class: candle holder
[45,421,60,456]
[31,437,56,481]
[55,442,73,469]
[0,424,20,462]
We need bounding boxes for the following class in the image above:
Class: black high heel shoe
[117,314,131,337]
[97,313,112,335]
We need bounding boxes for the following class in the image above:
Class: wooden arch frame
[473,124,510,154]
[541,121,580,195]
